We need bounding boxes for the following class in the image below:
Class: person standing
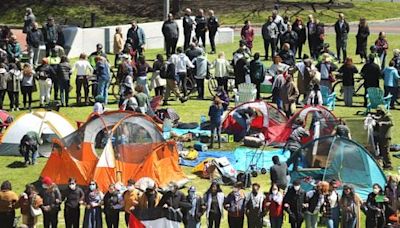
[103,183,123,228]
[339,185,362,228]
[21,63,35,110]
[183,8,194,51]
[280,74,299,117]
[270,156,289,190]
[224,183,246,228]
[284,180,306,228]
[361,54,381,107]
[72,53,93,105]
[113,27,124,67]
[245,183,265,228]
[150,54,166,97]
[36,58,56,107]
[126,20,146,59]
[95,56,111,104]
[292,17,307,59]
[307,15,318,59]
[207,10,220,54]
[26,22,43,66]
[338,57,358,107]
[272,10,284,48]
[123,179,139,226]
[23,8,36,34]
[356,18,370,64]
[316,53,338,92]
[83,181,103,228]
[169,47,194,97]
[162,57,188,105]
[366,184,386,228]
[334,13,350,63]
[63,178,84,228]
[265,184,284,228]
[304,183,324,228]
[195,9,207,49]
[0,64,9,110]
[135,55,152,96]
[376,105,394,170]
[212,52,231,92]
[7,63,22,111]
[7,35,21,63]
[262,16,279,61]
[42,17,64,57]
[185,186,205,228]
[40,176,62,228]
[19,184,43,228]
[375,32,389,69]
[0,180,19,227]
[56,55,72,107]
[192,52,209,100]
[137,183,161,210]
[280,25,298,55]
[162,13,179,58]
[208,96,224,149]
[249,53,266,100]
[241,20,255,51]
[382,61,400,109]
[204,182,224,228]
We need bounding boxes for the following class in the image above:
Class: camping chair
[234,83,257,106]
[320,86,336,111]
[365,87,392,113]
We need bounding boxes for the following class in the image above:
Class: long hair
[206,182,222,196]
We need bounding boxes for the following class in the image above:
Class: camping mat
[179,147,290,172]
[171,127,211,136]
[179,151,236,167]
[232,147,290,172]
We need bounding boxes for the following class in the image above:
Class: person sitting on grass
[208,96,224,149]
[19,131,42,166]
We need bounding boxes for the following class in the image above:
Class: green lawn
[1,32,400,227]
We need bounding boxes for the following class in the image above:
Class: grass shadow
[7,161,27,169]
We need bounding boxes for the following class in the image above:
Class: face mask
[42,184,49,189]
[294,186,300,191]
[69,183,76,190]
[272,190,278,195]
[189,192,195,198]
[233,187,239,192]
[127,185,135,191]
[373,189,380,194]
[89,184,96,191]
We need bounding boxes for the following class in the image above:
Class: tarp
[0,110,75,156]
[171,127,211,137]
[180,147,290,172]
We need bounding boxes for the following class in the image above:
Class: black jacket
[56,62,72,82]
[183,14,194,33]
[292,24,306,45]
[334,20,350,40]
[42,24,64,47]
[103,191,122,213]
[280,31,298,48]
[195,16,207,34]
[361,62,381,88]
[270,163,289,189]
[36,64,56,80]
[279,49,295,66]
[63,187,84,209]
[26,28,43,48]
[207,16,220,32]
[283,187,305,222]
[162,20,179,40]
[158,191,190,210]
[183,195,205,224]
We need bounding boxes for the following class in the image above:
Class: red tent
[269,105,339,146]
[222,101,288,141]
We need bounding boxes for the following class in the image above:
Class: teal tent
[290,136,386,200]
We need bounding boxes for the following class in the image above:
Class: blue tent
[290,136,386,200]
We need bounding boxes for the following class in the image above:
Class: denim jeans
[343,86,354,107]
[29,46,41,66]
[330,206,340,228]
[137,76,150,96]
[270,216,283,228]
[60,80,70,106]
[305,212,319,228]
[344,217,357,228]
[24,149,38,164]
[97,80,109,104]
[187,215,201,228]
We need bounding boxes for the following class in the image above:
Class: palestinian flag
[129,207,183,228]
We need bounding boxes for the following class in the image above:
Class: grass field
[1,32,400,227]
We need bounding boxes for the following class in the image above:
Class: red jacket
[265,193,283,218]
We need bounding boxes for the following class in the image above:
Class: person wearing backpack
[249,53,266,100]
[163,58,188,106]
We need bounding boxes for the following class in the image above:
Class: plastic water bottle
[200,115,207,124]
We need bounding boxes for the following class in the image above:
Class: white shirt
[329,191,339,208]
[169,53,194,73]
[73,60,94,76]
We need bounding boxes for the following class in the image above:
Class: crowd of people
[1,172,400,228]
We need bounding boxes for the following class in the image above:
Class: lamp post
[163,0,170,20]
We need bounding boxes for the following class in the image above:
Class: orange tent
[41,111,188,192]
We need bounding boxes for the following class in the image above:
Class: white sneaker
[16,108,19,111]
